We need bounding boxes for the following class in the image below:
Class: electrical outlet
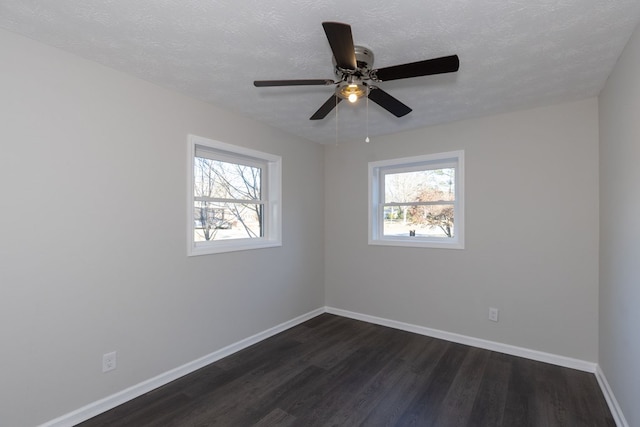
[489,307,499,322]
[102,351,117,373]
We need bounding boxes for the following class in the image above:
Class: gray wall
[325,98,600,362]
[599,22,640,427]
[0,29,325,426]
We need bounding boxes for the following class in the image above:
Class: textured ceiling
[1,1,639,144]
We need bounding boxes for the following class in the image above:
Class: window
[188,135,281,256]
[369,150,464,249]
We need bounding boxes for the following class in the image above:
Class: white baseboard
[43,306,626,427]
[40,307,325,427]
[327,307,633,424]
[595,365,629,427]
[325,306,597,373]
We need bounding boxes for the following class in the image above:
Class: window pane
[194,157,262,201]
[194,201,262,242]
[383,204,454,238]
[384,168,455,203]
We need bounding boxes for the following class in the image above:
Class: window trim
[368,150,465,249]
[187,134,282,256]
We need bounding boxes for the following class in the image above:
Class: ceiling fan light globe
[337,82,366,102]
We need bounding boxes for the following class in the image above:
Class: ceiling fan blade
[310,94,342,120]
[373,55,459,82]
[254,79,334,87]
[322,22,357,71]
[368,87,412,117]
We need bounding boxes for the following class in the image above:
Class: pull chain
[365,88,370,143]
[335,95,339,146]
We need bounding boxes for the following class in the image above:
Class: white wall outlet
[102,351,117,373]
[489,307,499,322]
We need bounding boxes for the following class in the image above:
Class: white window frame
[368,150,464,249]
[187,134,282,256]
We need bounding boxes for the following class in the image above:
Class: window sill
[368,237,464,250]
[188,238,282,256]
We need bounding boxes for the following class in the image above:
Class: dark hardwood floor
[78,314,614,426]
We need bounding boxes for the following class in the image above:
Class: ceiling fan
[254,22,460,120]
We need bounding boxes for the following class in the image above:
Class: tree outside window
[194,157,263,242]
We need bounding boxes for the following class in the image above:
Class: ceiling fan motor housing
[333,45,375,100]
[333,45,375,77]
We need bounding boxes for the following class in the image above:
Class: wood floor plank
[78,314,614,427]
[322,335,427,426]
[466,351,511,426]
[357,336,451,426]
[563,366,616,427]
[218,366,328,426]
[396,341,470,426]
[433,346,490,427]
[502,355,537,427]
[533,360,573,426]
[253,408,297,426]
[292,326,414,425]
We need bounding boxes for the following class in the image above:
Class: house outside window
[188,135,281,256]
[369,150,464,249]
